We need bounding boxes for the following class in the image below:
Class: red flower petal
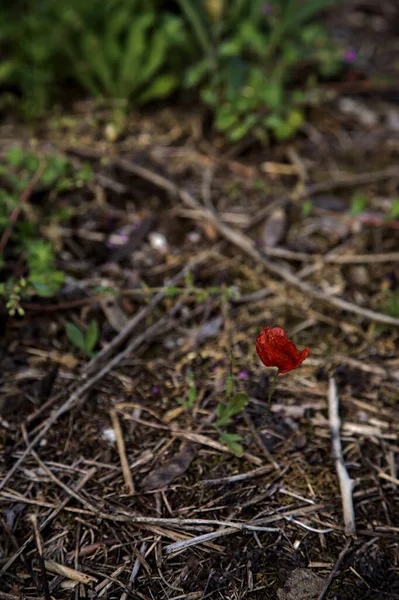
[256,326,310,374]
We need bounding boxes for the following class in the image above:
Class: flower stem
[250,370,279,439]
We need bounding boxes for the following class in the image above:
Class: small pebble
[188,231,201,244]
[102,427,116,443]
[149,232,168,254]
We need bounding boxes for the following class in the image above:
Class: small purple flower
[238,370,249,380]
[344,49,357,64]
[261,2,272,15]
[152,386,160,394]
[106,227,130,249]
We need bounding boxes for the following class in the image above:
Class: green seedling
[388,198,399,220]
[302,199,313,217]
[212,357,249,457]
[0,146,93,314]
[349,192,367,216]
[177,370,197,410]
[65,320,99,358]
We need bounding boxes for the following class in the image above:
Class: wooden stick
[111,156,399,327]
[0,255,208,492]
[328,377,356,537]
[110,408,135,494]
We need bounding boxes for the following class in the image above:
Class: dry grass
[1,95,399,599]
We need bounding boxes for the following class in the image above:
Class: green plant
[212,369,249,456]
[383,290,399,319]
[214,392,249,456]
[1,0,343,136]
[65,320,99,358]
[388,198,399,220]
[177,370,197,410]
[1,145,92,195]
[64,0,186,106]
[25,240,65,297]
[349,191,367,216]
[302,199,313,217]
[0,145,93,314]
[0,0,189,118]
[0,278,29,316]
[182,0,342,141]
[175,361,249,456]
[0,1,74,117]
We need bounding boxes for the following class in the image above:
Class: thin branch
[0,255,209,491]
[110,408,135,494]
[111,156,399,326]
[328,377,356,537]
[317,538,352,600]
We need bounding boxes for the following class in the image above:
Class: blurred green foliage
[183,0,341,141]
[0,145,93,314]
[0,0,343,139]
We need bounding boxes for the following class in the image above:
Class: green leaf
[228,114,257,141]
[302,199,313,217]
[262,81,283,110]
[219,432,244,457]
[85,320,99,352]
[29,270,64,297]
[177,396,189,409]
[0,60,15,83]
[215,106,238,131]
[349,192,367,216]
[138,73,178,104]
[6,146,25,167]
[103,6,133,68]
[185,59,211,88]
[215,392,248,427]
[187,370,196,407]
[140,27,168,85]
[119,13,154,96]
[226,374,234,396]
[81,32,115,96]
[229,392,249,415]
[389,198,399,220]
[165,284,179,298]
[65,322,86,352]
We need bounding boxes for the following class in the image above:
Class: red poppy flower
[256,326,310,374]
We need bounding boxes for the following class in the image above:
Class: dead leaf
[311,195,346,212]
[262,208,286,249]
[191,316,223,344]
[143,444,195,490]
[200,220,218,241]
[339,97,378,128]
[49,351,78,369]
[163,405,185,424]
[100,298,128,332]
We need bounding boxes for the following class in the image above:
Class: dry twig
[110,156,399,326]
[317,538,352,600]
[110,408,135,494]
[328,377,356,537]
[0,255,209,491]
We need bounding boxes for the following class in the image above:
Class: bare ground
[1,4,399,597]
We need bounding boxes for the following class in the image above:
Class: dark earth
[1,1,399,599]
